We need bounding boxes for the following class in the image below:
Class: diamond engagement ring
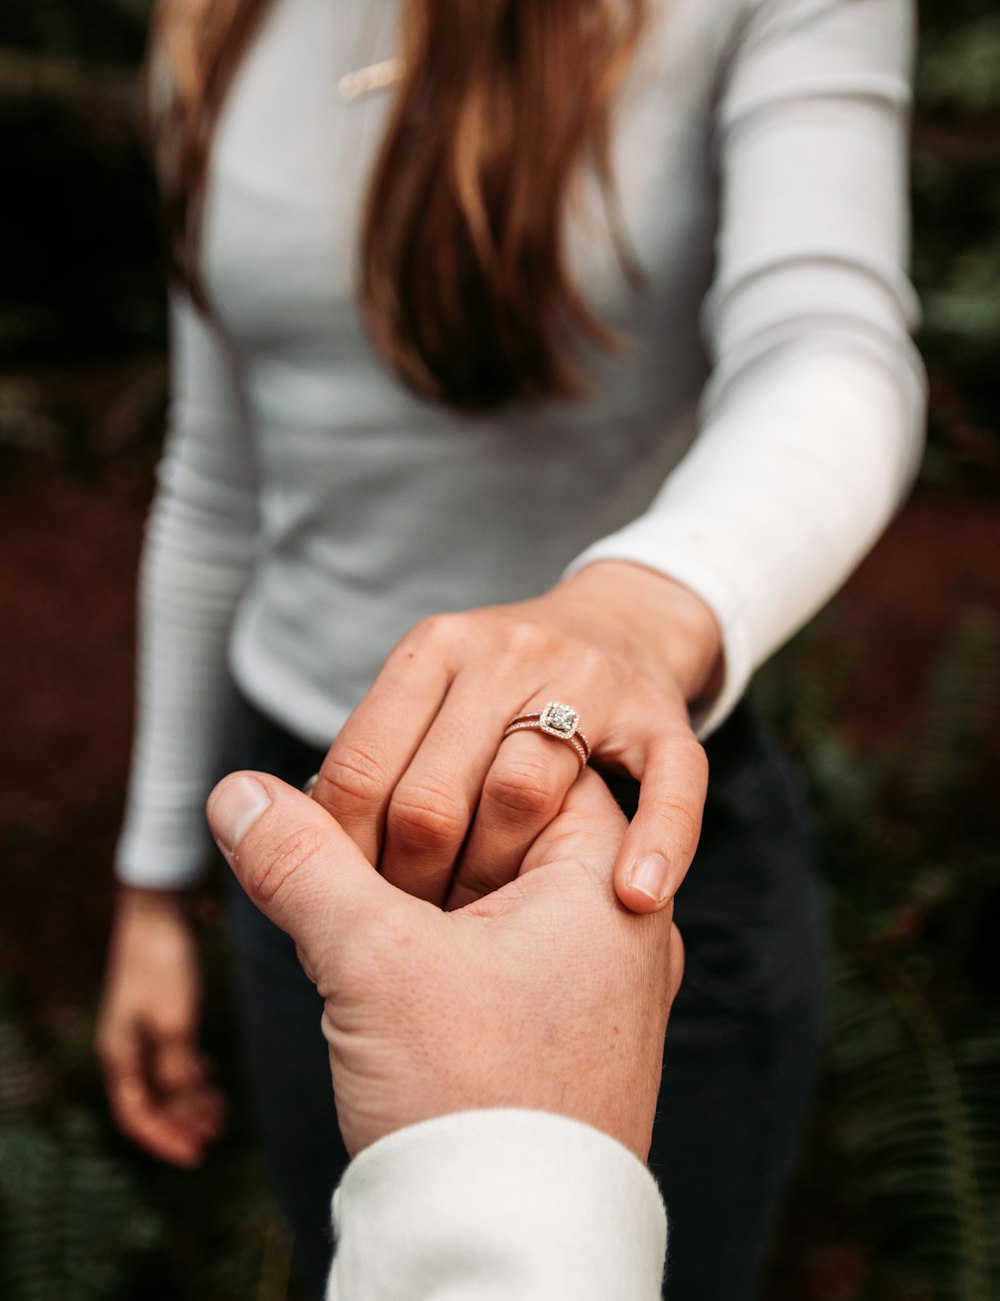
[502,701,591,770]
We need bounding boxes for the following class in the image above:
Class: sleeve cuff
[113,822,214,889]
[328,1109,667,1301]
[563,533,753,740]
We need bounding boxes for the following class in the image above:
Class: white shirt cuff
[327,1109,667,1300]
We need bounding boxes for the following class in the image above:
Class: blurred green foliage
[0,0,159,369]
[756,608,1000,1300]
[0,952,307,1301]
[911,1,1000,468]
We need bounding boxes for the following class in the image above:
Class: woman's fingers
[101,1026,209,1167]
[314,607,709,915]
[317,613,592,904]
[150,1034,226,1144]
[377,675,535,903]
[151,1033,204,1095]
[311,618,453,864]
[447,678,649,911]
[611,728,710,913]
[449,690,707,914]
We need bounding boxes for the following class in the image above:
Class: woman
[97,0,926,1295]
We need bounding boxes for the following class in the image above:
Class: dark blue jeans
[224,695,825,1299]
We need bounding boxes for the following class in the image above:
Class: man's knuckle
[246,824,328,904]
[387,785,467,851]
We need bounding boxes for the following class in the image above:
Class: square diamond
[540,702,578,736]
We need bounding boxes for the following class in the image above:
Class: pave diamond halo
[501,701,590,771]
[539,701,580,738]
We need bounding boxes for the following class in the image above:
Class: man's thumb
[207,771,385,968]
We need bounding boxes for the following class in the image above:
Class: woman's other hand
[312,560,721,913]
[96,887,225,1166]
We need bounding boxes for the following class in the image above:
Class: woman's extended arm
[98,292,258,1164]
[568,0,926,733]
[313,0,925,913]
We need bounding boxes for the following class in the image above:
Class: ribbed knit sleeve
[566,0,926,736]
[114,294,259,887]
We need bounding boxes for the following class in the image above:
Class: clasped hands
[309,561,718,914]
[210,561,718,1160]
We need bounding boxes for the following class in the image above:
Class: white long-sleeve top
[326,1110,668,1300]
[116,0,926,887]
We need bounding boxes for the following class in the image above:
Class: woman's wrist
[115,883,191,918]
[551,561,723,706]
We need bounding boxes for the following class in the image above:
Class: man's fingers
[612,732,709,913]
[207,771,394,973]
[446,729,583,910]
[517,770,628,880]
[446,682,612,910]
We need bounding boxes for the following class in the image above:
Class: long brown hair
[149,0,646,409]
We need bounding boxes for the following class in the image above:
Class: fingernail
[303,773,319,796]
[209,776,271,857]
[627,853,671,905]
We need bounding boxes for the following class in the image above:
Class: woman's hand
[312,560,722,912]
[96,886,226,1166]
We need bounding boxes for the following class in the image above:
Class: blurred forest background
[0,1,998,1298]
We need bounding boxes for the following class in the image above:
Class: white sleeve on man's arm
[114,292,259,887]
[567,0,927,736]
[327,1110,667,1301]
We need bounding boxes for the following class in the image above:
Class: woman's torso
[201,0,738,742]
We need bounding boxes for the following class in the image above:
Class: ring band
[502,700,590,770]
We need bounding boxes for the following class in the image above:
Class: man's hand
[207,767,683,1161]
